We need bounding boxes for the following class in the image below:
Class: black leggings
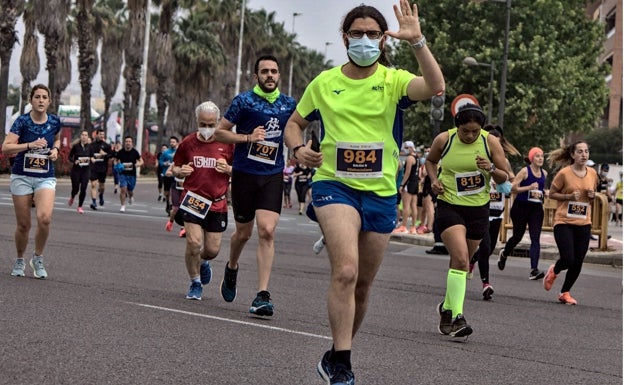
[553,224,591,293]
[471,218,502,284]
[295,182,310,203]
[70,166,91,206]
[503,200,544,270]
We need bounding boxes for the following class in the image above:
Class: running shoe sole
[482,285,494,301]
[529,271,545,280]
[249,305,273,316]
[317,351,332,384]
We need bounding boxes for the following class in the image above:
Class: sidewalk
[391,223,623,267]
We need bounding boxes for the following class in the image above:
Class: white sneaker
[120,205,126,212]
[312,236,325,254]
[129,197,135,205]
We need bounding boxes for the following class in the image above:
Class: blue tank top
[515,166,545,204]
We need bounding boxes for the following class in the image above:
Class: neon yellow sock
[444,269,467,318]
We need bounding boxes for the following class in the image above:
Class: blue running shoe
[185,281,202,300]
[317,350,333,383]
[11,258,26,277]
[330,364,355,385]
[220,263,238,302]
[29,255,47,279]
[249,290,273,316]
[200,260,212,285]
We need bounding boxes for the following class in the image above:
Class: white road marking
[128,302,332,340]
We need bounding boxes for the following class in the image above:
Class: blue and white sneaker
[185,281,202,300]
[11,258,26,277]
[200,260,212,285]
[330,364,355,385]
[29,255,47,279]
[220,263,238,302]
[249,290,273,316]
[317,350,333,383]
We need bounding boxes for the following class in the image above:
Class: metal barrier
[499,192,610,251]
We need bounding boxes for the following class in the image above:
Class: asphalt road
[0,178,622,385]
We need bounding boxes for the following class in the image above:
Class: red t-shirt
[173,133,233,213]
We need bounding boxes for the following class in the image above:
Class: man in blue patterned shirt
[214,55,296,316]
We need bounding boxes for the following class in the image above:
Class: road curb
[390,233,623,267]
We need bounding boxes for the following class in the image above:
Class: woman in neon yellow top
[424,103,509,338]
[284,0,445,382]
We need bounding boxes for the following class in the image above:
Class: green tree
[393,0,608,158]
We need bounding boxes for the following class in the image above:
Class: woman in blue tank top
[497,147,548,280]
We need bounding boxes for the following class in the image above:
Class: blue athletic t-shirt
[223,90,297,176]
[10,113,61,178]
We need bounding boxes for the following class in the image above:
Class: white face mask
[198,127,215,140]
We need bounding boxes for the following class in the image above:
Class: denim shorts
[10,174,56,195]
[119,174,137,191]
[310,180,397,233]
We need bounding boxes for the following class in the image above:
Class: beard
[258,79,278,93]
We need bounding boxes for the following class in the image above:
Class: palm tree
[152,0,176,146]
[33,0,71,114]
[97,0,125,130]
[122,0,148,139]
[54,30,72,114]
[19,2,39,114]
[0,0,25,142]
[167,4,225,136]
[76,0,98,132]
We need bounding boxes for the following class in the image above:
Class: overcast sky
[8,0,403,103]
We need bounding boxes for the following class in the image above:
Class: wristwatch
[411,35,426,50]
[489,163,496,173]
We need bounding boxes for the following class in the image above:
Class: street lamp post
[463,56,495,124]
[324,41,332,57]
[471,0,511,128]
[234,0,246,96]
[287,12,302,97]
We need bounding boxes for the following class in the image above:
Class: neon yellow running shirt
[296,64,416,197]
[438,127,492,206]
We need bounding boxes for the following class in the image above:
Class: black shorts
[163,176,175,192]
[405,180,419,195]
[231,170,282,223]
[435,200,489,240]
[90,170,107,183]
[181,210,228,232]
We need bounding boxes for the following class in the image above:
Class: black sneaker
[436,302,452,335]
[90,203,97,211]
[529,269,545,280]
[317,350,333,382]
[497,250,507,270]
[220,263,238,302]
[249,290,274,316]
[425,246,448,255]
[450,314,473,338]
[330,364,355,385]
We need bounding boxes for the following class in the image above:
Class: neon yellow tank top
[438,127,492,206]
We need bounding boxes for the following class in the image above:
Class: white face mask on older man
[198,126,215,140]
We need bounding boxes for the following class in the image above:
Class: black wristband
[292,144,304,159]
